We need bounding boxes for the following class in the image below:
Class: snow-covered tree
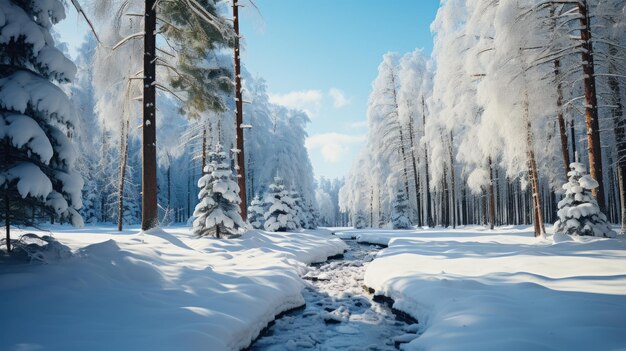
[553,162,616,238]
[263,177,298,232]
[391,188,412,229]
[192,144,245,238]
[247,195,265,229]
[0,0,84,251]
[353,211,367,229]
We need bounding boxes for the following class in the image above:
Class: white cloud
[346,120,368,129]
[328,88,350,108]
[305,133,366,163]
[268,90,323,117]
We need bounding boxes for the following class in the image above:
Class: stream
[249,240,419,350]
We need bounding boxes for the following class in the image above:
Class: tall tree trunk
[408,120,422,227]
[488,157,496,230]
[422,96,433,227]
[524,90,545,236]
[100,130,108,222]
[233,0,247,219]
[549,5,570,177]
[578,0,605,211]
[117,121,129,232]
[201,127,207,174]
[608,44,626,232]
[398,128,411,203]
[370,186,374,228]
[142,0,158,230]
[555,58,570,177]
[449,132,456,228]
[5,190,10,253]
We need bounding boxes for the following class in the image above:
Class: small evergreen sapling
[553,162,616,238]
[392,188,412,229]
[247,195,265,229]
[263,177,298,232]
[193,145,245,238]
[353,211,367,229]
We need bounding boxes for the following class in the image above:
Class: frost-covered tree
[391,188,412,229]
[192,144,245,238]
[263,177,298,232]
[0,0,84,251]
[353,211,367,229]
[247,195,265,229]
[553,162,616,238]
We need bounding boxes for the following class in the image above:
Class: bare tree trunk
[524,90,545,236]
[233,0,247,219]
[201,127,207,174]
[370,186,374,228]
[408,120,422,227]
[117,121,130,232]
[142,0,158,230]
[555,58,570,177]
[608,44,626,232]
[5,190,10,252]
[578,0,605,211]
[398,129,411,202]
[100,130,108,222]
[488,157,496,230]
[422,96,433,227]
[449,132,456,228]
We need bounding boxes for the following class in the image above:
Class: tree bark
[449,132,456,228]
[117,121,129,231]
[409,120,421,227]
[142,0,158,230]
[5,190,10,253]
[233,0,247,219]
[422,96,433,227]
[201,127,207,174]
[554,58,570,177]
[608,44,626,232]
[488,157,496,230]
[578,0,605,211]
[524,89,545,236]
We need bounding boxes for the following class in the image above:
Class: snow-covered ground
[332,226,626,351]
[0,225,346,351]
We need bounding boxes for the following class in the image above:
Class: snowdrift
[356,226,626,350]
[0,226,347,351]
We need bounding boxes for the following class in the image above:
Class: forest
[1,0,625,350]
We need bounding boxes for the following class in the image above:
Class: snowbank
[0,225,346,351]
[362,226,626,350]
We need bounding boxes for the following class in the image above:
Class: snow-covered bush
[553,162,616,238]
[247,195,265,229]
[0,0,84,251]
[392,188,412,229]
[192,145,245,238]
[263,177,299,232]
[353,211,367,229]
[1,233,72,263]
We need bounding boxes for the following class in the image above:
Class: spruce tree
[263,177,298,232]
[392,188,412,229]
[192,144,245,238]
[0,0,84,252]
[353,210,367,229]
[247,195,265,229]
[553,162,616,238]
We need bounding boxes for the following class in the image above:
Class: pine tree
[263,177,298,232]
[247,195,265,229]
[553,162,616,238]
[192,144,245,238]
[392,188,412,229]
[353,210,367,229]
[0,0,84,252]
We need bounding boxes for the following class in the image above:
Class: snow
[0,225,347,351]
[0,162,52,198]
[346,226,626,351]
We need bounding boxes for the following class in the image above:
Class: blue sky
[56,0,440,180]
